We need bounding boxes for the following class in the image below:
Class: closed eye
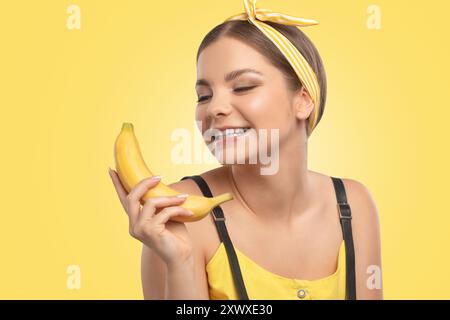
[234,85,257,93]
[197,86,257,103]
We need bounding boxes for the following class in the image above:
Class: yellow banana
[114,122,233,222]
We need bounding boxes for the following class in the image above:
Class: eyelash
[197,86,257,103]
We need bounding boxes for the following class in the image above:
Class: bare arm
[141,180,210,300]
[165,245,209,300]
[141,243,166,299]
[141,228,210,300]
[344,178,383,300]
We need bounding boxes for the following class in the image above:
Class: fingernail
[150,175,162,181]
[176,193,188,198]
[186,211,194,215]
[108,167,113,176]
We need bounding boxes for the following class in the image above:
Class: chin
[213,146,260,165]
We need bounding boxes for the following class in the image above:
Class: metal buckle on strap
[337,202,352,220]
[212,211,226,222]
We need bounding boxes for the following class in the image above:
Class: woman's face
[195,36,311,165]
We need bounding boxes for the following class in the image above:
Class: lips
[211,127,251,142]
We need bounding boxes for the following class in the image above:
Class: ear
[293,86,315,121]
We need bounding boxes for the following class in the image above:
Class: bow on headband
[224,0,321,136]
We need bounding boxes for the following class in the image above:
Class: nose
[206,95,233,119]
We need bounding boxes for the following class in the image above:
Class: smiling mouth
[211,127,251,142]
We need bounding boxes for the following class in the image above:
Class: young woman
[109,1,382,300]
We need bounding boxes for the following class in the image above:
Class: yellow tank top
[206,239,347,300]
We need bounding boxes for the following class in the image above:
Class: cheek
[195,109,201,125]
[195,109,206,141]
[195,107,208,131]
[240,87,292,130]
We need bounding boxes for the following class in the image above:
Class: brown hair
[196,20,327,137]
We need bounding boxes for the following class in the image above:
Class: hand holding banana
[109,169,195,266]
[113,122,233,223]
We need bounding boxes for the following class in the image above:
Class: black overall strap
[331,177,357,300]
[180,175,250,300]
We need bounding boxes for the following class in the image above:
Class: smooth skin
[109,171,209,299]
[108,173,193,266]
[110,36,383,300]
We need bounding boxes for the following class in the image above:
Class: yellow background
[1,0,449,299]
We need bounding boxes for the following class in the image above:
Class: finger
[127,175,162,204]
[140,195,189,221]
[126,176,162,225]
[152,206,193,225]
[109,169,128,209]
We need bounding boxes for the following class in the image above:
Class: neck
[227,134,315,225]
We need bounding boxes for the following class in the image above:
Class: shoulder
[167,167,222,196]
[167,176,203,196]
[312,171,380,236]
[340,177,383,298]
[340,178,380,228]
[311,171,379,224]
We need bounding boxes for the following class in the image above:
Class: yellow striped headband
[224,0,321,136]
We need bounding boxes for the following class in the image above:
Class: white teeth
[212,127,250,141]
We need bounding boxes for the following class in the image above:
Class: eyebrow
[195,68,263,88]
